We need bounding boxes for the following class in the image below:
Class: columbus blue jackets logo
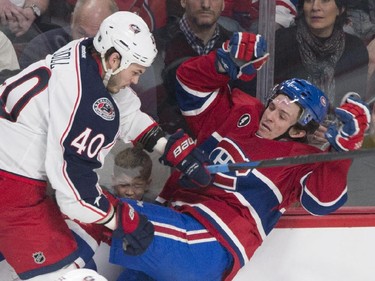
[33,252,46,264]
[93,98,115,121]
[129,24,141,34]
[237,114,251,127]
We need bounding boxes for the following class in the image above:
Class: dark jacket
[19,27,72,69]
[274,25,369,106]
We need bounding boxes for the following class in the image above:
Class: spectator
[0,11,210,280]
[0,30,19,70]
[156,0,230,134]
[65,0,167,32]
[275,0,368,107]
[107,32,370,281]
[19,0,118,68]
[274,0,369,149]
[156,0,256,135]
[111,146,152,201]
[0,0,50,40]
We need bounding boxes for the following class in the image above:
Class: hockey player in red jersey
[0,11,211,280]
[108,32,371,280]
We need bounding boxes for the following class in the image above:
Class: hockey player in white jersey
[0,11,211,280]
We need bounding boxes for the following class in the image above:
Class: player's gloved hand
[325,95,371,151]
[178,148,212,188]
[216,32,269,81]
[159,129,212,188]
[112,202,154,256]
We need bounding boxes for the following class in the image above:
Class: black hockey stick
[207,148,375,174]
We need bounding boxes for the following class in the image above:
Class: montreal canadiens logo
[237,113,251,127]
[93,98,115,121]
[320,96,327,107]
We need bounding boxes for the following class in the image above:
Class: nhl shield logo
[93,98,115,121]
[33,252,46,264]
[237,113,251,127]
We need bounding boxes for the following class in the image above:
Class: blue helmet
[270,78,329,126]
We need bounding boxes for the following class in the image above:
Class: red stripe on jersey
[153,222,216,243]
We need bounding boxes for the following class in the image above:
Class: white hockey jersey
[0,38,156,224]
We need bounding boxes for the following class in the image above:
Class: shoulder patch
[237,113,251,127]
[93,98,115,121]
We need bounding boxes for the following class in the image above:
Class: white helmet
[56,269,108,281]
[93,11,157,72]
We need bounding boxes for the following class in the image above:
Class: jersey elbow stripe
[300,174,348,215]
[181,91,218,116]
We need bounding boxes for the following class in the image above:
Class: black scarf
[296,18,345,104]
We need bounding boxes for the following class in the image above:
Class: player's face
[106,63,146,94]
[303,0,341,37]
[181,0,224,30]
[257,94,301,139]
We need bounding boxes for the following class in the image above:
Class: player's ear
[288,127,306,139]
[107,52,121,71]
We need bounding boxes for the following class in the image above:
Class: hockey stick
[207,148,375,174]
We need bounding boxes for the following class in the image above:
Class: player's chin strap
[101,54,125,87]
[274,125,300,142]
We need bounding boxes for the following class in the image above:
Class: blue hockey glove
[216,32,269,81]
[112,202,154,256]
[159,129,212,188]
[325,95,371,151]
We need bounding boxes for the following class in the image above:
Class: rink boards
[233,206,375,281]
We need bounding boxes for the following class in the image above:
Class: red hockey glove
[325,96,371,151]
[216,32,269,81]
[159,129,212,188]
[112,202,154,256]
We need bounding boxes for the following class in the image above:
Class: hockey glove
[112,202,154,256]
[325,96,371,151]
[216,32,269,81]
[159,129,212,188]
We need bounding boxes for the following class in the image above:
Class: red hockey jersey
[157,51,350,280]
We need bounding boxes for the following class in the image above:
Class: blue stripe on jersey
[235,173,283,235]
[300,175,348,215]
[175,79,213,112]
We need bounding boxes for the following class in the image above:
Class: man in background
[19,0,118,68]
